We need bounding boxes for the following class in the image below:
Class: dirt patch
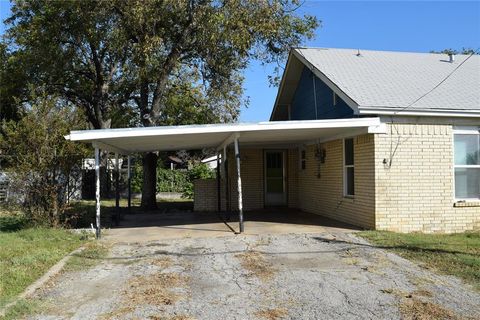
[235,251,275,281]
[399,296,461,320]
[255,308,288,320]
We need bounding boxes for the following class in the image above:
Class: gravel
[28,232,480,320]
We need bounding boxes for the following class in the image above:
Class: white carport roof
[66,117,384,154]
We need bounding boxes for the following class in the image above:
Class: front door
[264,150,287,206]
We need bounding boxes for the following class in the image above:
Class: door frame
[263,149,287,207]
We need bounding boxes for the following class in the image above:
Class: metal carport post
[93,148,132,239]
[94,147,101,239]
[234,136,244,233]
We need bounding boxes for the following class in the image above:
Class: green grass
[0,298,43,320]
[359,231,480,290]
[65,241,109,272]
[0,227,87,308]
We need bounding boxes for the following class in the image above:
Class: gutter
[358,106,480,118]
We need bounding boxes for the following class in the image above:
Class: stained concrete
[104,209,359,243]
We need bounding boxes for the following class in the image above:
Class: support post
[127,155,131,213]
[223,145,230,219]
[94,147,101,239]
[115,153,120,224]
[234,136,244,233]
[216,154,221,212]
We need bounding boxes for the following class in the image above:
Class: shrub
[157,168,189,193]
[0,95,88,226]
[183,163,216,198]
[130,161,215,198]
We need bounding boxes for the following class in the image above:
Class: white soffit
[66,118,383,154]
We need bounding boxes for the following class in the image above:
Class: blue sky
[1,1,479,122]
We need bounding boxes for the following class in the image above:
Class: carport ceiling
[66,117,384,154]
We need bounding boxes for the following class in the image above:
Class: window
[454,128,480,200]
[300,149,306,170]
[344,138,354,196]
[333,92,337,106]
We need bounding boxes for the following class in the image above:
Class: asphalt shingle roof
[295,48,480,112]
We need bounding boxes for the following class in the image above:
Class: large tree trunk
[141,152,158,210]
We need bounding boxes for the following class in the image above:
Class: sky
[1,1,479,122]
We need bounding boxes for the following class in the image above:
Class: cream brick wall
[222,147,299,211]
[374,123,480,233]
[296,135,376,228]
[193,179,217,211]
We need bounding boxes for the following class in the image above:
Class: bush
[130,161,215,198]
[157,168,189,193]
[0,95,88,226]
[183,163,216,198]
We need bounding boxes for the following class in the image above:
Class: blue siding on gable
[290,66,353,120]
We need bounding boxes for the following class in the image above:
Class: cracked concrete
[27,232,480,320]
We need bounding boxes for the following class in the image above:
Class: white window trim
[453,126,480,202]
[343,138,355,197]
[299,147,306,170]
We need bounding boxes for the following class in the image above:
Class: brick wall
[296,135,376,228]
[374,123,480,233]
[193,179,218,211]
[218,147,299,211]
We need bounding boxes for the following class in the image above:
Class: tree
[0,93,89,226]
[0,42,27,122]
[112,0,319,209]
[430,48,479,55]
[6,0,319,210]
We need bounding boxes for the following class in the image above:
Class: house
[67,48,480,235]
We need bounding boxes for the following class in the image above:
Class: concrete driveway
[104,209,358,243]
[29,231,480,320]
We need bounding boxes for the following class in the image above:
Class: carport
[65,117,384,238]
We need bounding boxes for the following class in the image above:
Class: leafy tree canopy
[5,0,319,209]
[6,0,319,129]
[430,48,479,55]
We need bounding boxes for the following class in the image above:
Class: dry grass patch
[399,297,461,320]
[149,315,195,320]
[235,251,275,281]
[127,272,187,306]
[150,257,173,269]
[255,308,288,320]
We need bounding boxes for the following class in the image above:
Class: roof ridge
[294,47,476,57]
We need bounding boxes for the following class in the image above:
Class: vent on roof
[448,53,455,63]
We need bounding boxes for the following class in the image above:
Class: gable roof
[271,48,480,120]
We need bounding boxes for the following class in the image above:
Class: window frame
[343,138,355,197]
[299,148,306,170]
[453,126,480,201]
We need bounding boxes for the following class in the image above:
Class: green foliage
[157,168,189,193]
[6,0,319,207]
[430,48,479,55]
[0,94,89,226]
[183,163,216,198]
[0,42,25,122]
[130,162,215,198]
[0,214,28,232]
[359,231,480,290]
[5,0,319,129]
